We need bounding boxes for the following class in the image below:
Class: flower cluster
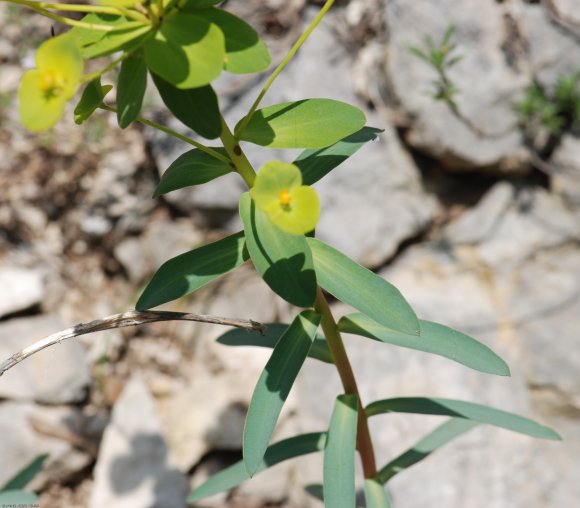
[18,34,83,132]
[250,161,320,235]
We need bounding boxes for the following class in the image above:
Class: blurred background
[0,0,579,506]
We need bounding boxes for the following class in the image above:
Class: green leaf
[240,193,317,307]
[376,418,478,484]
[181,0,223,8]
[144,12,224,89]
[188,432,327,502]
[324,394,358,508]
[237,99,367,148]
[364,479,393,508]
[365,398,562,441]
[198,8,271,74]
[338,314,510,376]
[152,74,221,139]
[1,454,48,491]
[70,13,129,49]
[243,311,321,475]
[117,53,147,128]
[74,78,112,125]
[136,232,248,310]
[0,491,38,504]
[304,484,324,501]
[216,324,333,364]
[82,24,151,59]
[294,127,382,185]
[154,148,231,197]
[307,238,419,335]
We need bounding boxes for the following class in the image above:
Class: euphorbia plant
[3,0,560,506]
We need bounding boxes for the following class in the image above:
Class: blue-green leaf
[0,491,38,504]
[294,127,382,185]
[307,238,419,335]
[216,323,333,364]
[243,311,321,475]
[240,193,317,307]
[136,232,248,310]
[365,398,561,440]
[1,454,48,491]
[364,479,393,508]
[153,148,232,197]
[338,314,510,376]
[324,394,358,508]
[188,432,327,502]
[376,418,478,484]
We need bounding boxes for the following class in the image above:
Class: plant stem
[314,287,377,478]
[234,0,335,139]
[98,105,232,165]
[220,117,256,187]
[81,53,129,83]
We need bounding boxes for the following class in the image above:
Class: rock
[0,266,44,317]
[550,134,580,208]
[0,402,93,489]
[90,377,188,508]
[0,315,90,404]
[381,0,528,170]
[114,218,204,284]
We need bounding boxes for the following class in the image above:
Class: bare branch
[0,310,265,377]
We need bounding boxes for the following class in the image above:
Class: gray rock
[0,266,44,318]
[0,315,90,404]
[550,134,580,208]
[90,377,187,508]
[0,402,92,489]
[382,0,528,170]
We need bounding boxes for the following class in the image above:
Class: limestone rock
[90,377,187,508]
[0,315,90,404]
[0,266,44,318]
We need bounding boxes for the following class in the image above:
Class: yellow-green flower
[250,161,320,235]
[19,34,83,132]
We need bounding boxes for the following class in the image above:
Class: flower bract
[19,34,83,132]
[250,161,320,235]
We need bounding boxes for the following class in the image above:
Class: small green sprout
[18,34,83,132]
[250,161,320,235]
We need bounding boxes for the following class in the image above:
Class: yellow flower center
[38,69,66,95]
[279,190,292,206]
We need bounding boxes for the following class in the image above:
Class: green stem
[81,53,128,83]
[234,0,335,139]
[314,287,378,479]
[220,117,256,188]
[99,105,232,165]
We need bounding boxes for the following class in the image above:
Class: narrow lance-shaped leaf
[294,127,383,185]
[236,99,366,149]
[117,52,147,128]
[307,238,419,335]
[377,418,479,484]
[240,193,317,307]
[154,148,232,197]
[364,479,393,508]
[324,394,358,508]
[216,324,334,364]
[243,311,321,475]
[338,313,510,376]
[365,398,561,441]
[152,74,222,139]
[0,491,38,504]
[136,232,248,310]
[1,454,49,491]
[188,432,327,502]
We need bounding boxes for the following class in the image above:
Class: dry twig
[0,310,265,377]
